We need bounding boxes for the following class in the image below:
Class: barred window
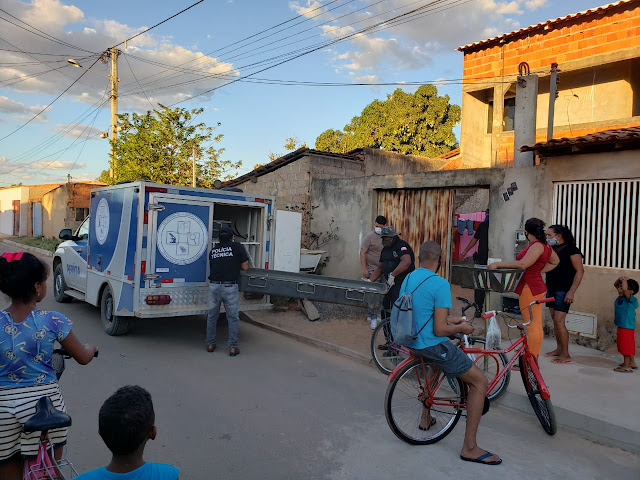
[552,180,640,270]
[74,207,89,221]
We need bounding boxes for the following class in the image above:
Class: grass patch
[9,236,59,253]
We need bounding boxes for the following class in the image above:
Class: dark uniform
[380,238,415,310]
[473,219,489,312]
[206,227,249,354]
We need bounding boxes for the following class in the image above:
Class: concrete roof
[457,0,637,52]
[520,126,640,155]
[222,148,362,187]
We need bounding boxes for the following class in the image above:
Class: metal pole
[109,47,120,179]
[547,63,558,142]
[192,145,196,187]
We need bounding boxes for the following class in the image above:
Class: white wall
[0,187,27,236]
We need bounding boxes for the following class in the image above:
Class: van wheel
[53,264,72,303]
[100,285,131,336]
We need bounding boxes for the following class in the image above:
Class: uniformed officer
[206,226,249,356]
[370,226,416,312]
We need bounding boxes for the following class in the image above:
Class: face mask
[382,238,393,248]
[547,237,558,246]
[374,227,382,234]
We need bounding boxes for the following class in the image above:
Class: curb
[3,239,53,257]
[241,311,639,453]
[495,391,640,453]
[240,312,371,365]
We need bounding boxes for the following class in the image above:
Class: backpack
[389,272,436,345]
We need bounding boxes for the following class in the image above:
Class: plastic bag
[486,315,502,349]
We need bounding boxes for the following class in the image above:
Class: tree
[314,85,461,157]
[267,136,308,162]
[98,105,241,186]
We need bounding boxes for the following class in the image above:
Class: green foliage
[314,85,460,157]
[268,136,307,162]
[99,105,241,186]
[12,236,59,253]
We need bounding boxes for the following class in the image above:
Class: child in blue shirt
[613,277,638,373]
[76,386,179,480]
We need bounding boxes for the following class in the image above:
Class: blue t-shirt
[400,268,452,349]
[76,463,179,480]
[0,310,72,388]
[614,295,638,330]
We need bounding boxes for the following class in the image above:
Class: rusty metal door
[378,189,454,280]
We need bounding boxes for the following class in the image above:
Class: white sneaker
[370,318,378,330]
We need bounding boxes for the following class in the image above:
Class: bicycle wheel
[371,320,409,374]
[385,358,464,445]
[519,355,557,435]
[467,337,510,401]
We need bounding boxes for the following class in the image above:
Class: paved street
[1,246,638,479]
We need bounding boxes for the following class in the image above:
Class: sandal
[229,347,240,357]
[418,417,437,431]
[613,366,633,373]
[619,364,638,369]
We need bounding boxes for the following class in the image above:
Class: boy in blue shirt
[76,386,179,480]
[613,277,638,373]
[401,241,501,466]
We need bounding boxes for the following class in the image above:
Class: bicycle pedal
[377,344,390,351]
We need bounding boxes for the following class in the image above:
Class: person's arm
[391,254,412,277]
[59,330,98,365]
[433,308,474,337]
[370,262,383,282]
[564,254,585,304]
[488,243,544,270]
[621,277,633,300]
[460,237,478,259]
[240,261,249,271]
[541,249,560,274]
[360,249,370,278]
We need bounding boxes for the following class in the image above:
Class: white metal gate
[552,179,640,270]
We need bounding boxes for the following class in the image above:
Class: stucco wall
[42,186,66,238]
[361,148,447,175]
[0,187,28,236]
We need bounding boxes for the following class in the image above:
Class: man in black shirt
[370,226,416,311]
[460,210,489,317]
[206,226,249,356]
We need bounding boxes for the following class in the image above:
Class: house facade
[42,182,104,238]
[458,0,640,167]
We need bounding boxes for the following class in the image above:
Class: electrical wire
[123,53,154,110]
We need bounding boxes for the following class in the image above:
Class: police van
[53,181,301,335]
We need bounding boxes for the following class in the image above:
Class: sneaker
[370,317,378,330]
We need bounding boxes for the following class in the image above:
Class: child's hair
[627,279,639,295]
[525,218,546,243]
[0,252,48,303]
[548,224,577,247]
[375,215,387,225]
[99,385,155,456]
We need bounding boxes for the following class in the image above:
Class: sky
[0,0,608,186]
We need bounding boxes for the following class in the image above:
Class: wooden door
[12,200,20,236]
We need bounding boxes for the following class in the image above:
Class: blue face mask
[547,237,558,246]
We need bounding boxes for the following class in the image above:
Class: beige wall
[42,186,66,238]
[0,187,28,236]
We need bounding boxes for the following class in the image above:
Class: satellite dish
[213,179,222,189]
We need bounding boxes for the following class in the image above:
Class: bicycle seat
[23,396,71,433]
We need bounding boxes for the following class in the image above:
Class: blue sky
[0,0,606,186]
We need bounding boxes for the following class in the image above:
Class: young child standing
[613,277,639,373]
[76,385,179,479]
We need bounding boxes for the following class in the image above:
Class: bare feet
[619,363,638,369]
[551,356,574,364]
[460,446,501,465]
[544,349,560,358]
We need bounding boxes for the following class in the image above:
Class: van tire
[53,264,72,303]
[100,285,131,336]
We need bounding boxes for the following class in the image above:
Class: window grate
[552,180,640,270]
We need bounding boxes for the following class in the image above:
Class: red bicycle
[385,298,557,445]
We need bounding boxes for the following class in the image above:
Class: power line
[123,53,154,110]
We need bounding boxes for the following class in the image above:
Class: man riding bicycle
[400,241,501,466]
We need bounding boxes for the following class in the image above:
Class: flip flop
[619,364,638,369]
[551,358,574,364]
[460,452,502,466]
[613,366,633,373]
[418,417,437,431]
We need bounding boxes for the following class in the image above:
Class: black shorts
[413,341,473,379]
[546,290,570,313]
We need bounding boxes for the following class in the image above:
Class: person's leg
[519,286,545,358]
[0,456,22,480]
[544,305,560,357]
[222,284,240,350]
[457,365,500,463]
[206,283,222,347]
[550,310,572,363]
[474,288,484,315]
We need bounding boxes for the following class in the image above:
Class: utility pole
[109,47,121,179]
[547,63,559,142]
[192,146,197,187]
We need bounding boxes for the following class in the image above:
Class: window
[553,180,640,270]
[487,97,516,133]
[75,216,90,239]
[74,207,89,221]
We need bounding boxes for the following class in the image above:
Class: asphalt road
[1,244,638,479]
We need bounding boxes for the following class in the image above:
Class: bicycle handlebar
[478,297,555,325]
[538,297,555,304]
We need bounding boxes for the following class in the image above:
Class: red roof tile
[520,126,640,153]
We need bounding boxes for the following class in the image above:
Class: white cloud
[525,0,547,10]
[289,1,324,19]
[30,160,86,170]
[0,96,46,120]
[55,124,104,139]
[83,27,96,34]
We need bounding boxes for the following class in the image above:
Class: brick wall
[462,4,640,80]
